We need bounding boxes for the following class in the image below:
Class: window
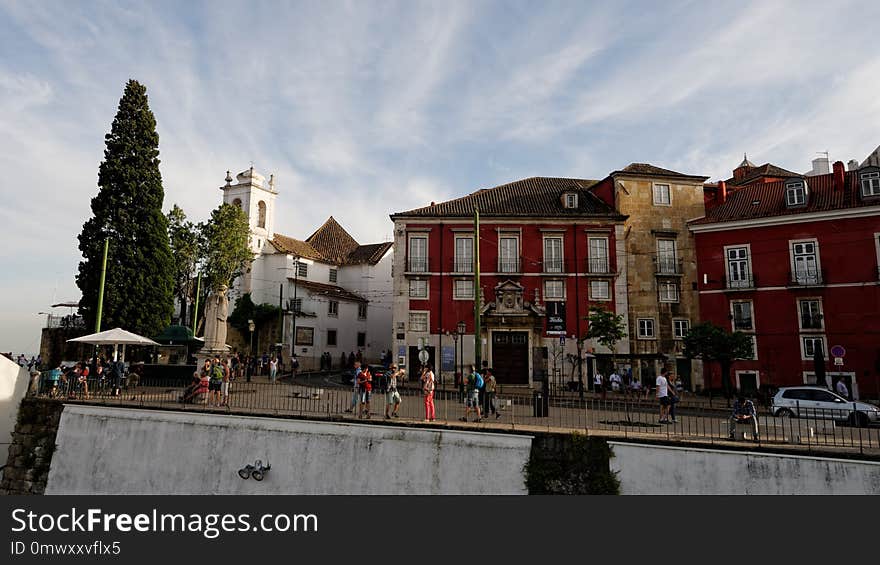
[409,312,428,333]
[564,193,578,208]
[498,236,519,273]
[295,261,308,278]
[326,329,337,347]
[637,318,655,339]
[408,236,428,272]
[725,246,752,288]
[543,237,563,272]
[802,336,825,359]
[454,236,473,273]
[659,281,678,302]
[798,299,823,330]
[785,181,806,206]
[328,300,339,316]
[544,280,565,300]
[587,237,609,273]
[590,280,610,300]
[732,301,754,331]
[290,297,303,314]
[791,240,820,284]
[232,198,242,209]
[357,303,367,320]
[454,279,474,299]
[860,170,880,197]
[409,279,428,298]
[257,200,267,228]
[357,332,366,348]
[653,183,671,205]
[656,239,677,274]
[329,268,337,283]
[673,319,690,339]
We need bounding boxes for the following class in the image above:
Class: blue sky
[1,0,878,354]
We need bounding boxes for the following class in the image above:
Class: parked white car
[771,386,880,427]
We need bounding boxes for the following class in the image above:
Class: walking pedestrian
[667,372,680,423]
[460,365,483,422]
[656,369,671,423]
[421,365,435,422]
[269,356,278,383]
[358,364,372,418]
[484,368,500,418]
[345,361,361,413]
[221,358,232,406]
[384,364,402,419]
[594,371,605,399]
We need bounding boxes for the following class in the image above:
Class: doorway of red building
[492,331,529,385]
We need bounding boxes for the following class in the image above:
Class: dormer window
[563,193,578,208]
[785,180,807,207]
[861,169,880,197]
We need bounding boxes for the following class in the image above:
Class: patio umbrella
[68,328,160,361]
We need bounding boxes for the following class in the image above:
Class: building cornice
[689,205,880,233]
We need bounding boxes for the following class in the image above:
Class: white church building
[221,167,393,370]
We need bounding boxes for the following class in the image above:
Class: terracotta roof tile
[614,163,709,180]
[346,242,393,265]
[305,217,360,264]
[273,218,390,266]
[726,163,801,187]
[691,169,879,225]
[270,234,324,261]
[289,279,367,303]
[391,177,622,218]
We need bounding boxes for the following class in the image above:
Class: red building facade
[690,162,880,399]
[390,177,628,387]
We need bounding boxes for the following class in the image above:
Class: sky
[1,0,879,355]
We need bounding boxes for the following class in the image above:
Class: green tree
[167,204,201,325]
[228,292,280,333]
[76,79,174,336]
[682,321,754,404]
[198,203,253,294]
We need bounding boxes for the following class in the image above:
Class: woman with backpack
[460,365,483,423]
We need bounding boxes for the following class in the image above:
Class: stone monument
[197,285,230,364]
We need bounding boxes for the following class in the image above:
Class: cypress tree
[76,79,174,337]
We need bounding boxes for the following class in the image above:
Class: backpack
[211,365,223,382]
[474,372,484,390]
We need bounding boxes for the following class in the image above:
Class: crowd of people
[40,355,131,399]
[179,352,289,406]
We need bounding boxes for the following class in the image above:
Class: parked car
[367,364,389,389]
[770,386,880,427]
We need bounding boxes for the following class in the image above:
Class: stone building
[590,164,709,390]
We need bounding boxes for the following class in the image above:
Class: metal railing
[31,375,880,457]
[789,268,825,286]
[407,258,428,273]
[497,257,521,273]
[542,258,564,273]
[45,315,86,329]
[453,258,473,273]
[724,274,756,290]
[654,257,683,275]
[586,258,612,275]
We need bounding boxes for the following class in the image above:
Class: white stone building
[221,168,393,370]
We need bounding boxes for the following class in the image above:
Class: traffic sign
[559,336,565,345]
[418,350,429,364]
[834,357,844,366]
[830,345,846,358]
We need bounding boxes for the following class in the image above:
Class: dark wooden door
[492,332,530,385]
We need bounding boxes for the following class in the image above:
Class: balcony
[788,268,825,287]
[654,256,683,276]
[497,257,521,274]
[542,258,565,274]
[585,257,614,276]
[453,258,473,273]
[723,274,756,290]
[406,258,428,273]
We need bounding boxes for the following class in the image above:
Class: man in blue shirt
[728,395,758,441]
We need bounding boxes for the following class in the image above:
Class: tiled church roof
[271,217,391,266]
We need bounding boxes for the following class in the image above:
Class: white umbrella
[68,328,159,361]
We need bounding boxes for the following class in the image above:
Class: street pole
[473,206,481,371]
[291,257,298,363]
[95,237,109,333]
[278,282,283,366]
[192,272,201,335]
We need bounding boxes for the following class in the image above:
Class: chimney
[833,161,845,192]
[718,180,728,203]
[847,159,860,171]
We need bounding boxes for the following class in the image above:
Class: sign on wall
[295,327,314,346]
[546,302,566,336]
[441,346,455,371]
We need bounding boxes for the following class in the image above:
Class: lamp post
[457,320,466,398]
[248,319,255,356]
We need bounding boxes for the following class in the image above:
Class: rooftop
[271,217,392,266]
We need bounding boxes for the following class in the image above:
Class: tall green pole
[192,272,201,335]
[95,237,109,333]
[473,206,481,371]
[278,283,283,355]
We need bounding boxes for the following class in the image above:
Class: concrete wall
[46,405,532,495]
[610,441,880,494]
[0,356,31,448]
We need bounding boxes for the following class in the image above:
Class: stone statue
[202,285,229,352]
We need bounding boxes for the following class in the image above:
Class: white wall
[609,441,880,495]
[46,405,532,495]
[0,356,31,448]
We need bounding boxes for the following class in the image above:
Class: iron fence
[31,374,880,457]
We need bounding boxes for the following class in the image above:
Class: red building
[390,177,628,387]
[690,161,880,399]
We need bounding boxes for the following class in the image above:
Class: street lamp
[248,319,255,355]
[457,321,466,392]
